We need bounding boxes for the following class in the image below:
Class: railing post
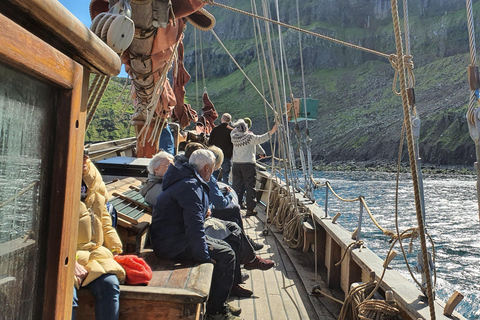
[354,197,364,241]
[324,182,329,218]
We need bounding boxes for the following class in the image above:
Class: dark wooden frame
[0,12,86,320]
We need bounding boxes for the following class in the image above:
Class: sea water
[306,170,479,319]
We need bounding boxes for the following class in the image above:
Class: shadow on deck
[236,207,342,320]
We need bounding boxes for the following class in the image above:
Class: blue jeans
[220,157,232,184]
[72,273,120,320]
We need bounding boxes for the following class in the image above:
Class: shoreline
[311,160,476,176]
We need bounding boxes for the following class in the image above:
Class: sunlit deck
[237,209,340,320]
[103,176,341,319]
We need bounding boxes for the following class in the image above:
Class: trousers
[72,273,120,320]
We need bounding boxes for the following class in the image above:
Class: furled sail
[90,0,215,157]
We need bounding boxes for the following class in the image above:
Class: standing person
[150,149,241,320]
[231,119,277,216]
[72,154,126,320]
[237,118,267,208]
[209,113,234,184]
[158,123,175,155]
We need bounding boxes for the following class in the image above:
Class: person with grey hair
[209,113,234,184]
[140,151,174,206]
[150,149,241,320]
[231,119,277,216]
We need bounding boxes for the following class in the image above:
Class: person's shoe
[240,202,247,210]
[230,284,253,297]
[241,271,250,283]
[244,256,274,271]
[207,312,242,320]
[245,210,257,217]
[247,235,264,251]
[227,303,242,316]
[251,241,264,251]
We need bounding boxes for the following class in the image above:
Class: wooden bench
[106,179,152,254]
[76,252,214,320]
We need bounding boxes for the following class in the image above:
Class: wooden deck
[236,208,341,320]
[103,177,341,319]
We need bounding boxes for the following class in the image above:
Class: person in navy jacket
[150,149,240,320]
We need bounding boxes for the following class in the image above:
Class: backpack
[106,202,118,228]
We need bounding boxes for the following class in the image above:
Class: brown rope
[209,1,391,59]
[389,0,436,318]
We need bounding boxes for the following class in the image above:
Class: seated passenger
[173,142,205,168]
[207,146,263,251]
[140,151,174,206]
[204,214,274,297]
[150,149,241,320]
[72,154,125,320]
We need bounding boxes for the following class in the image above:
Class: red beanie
[114,255,153,286]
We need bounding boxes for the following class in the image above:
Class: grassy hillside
[85,77,135,143]
[89,0,479,165]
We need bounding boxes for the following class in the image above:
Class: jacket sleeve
[207,176,230,209]
[83,159,123,254]
[181,181,211,262]
[251,132,271,145]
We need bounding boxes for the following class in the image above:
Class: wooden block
[444,291,464,316]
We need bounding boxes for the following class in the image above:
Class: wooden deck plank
[236,213,315,320]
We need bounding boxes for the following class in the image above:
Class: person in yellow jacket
[72,154,125,320]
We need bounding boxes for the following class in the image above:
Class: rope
[389,0,436,318]
[210,30,277,116]
[0,181,38,209]
[195,28,199,109]
[86,75,110,129]
[208,1,391,59]
[199,30,206,90]
[249,0,278,236]
[357,300,400,320]
[136,37,181,146]
[335,240,364,267]
[465,0,480,224]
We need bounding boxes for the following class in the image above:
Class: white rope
[210,30,277,116]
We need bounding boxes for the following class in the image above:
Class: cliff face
[183,0,479,165]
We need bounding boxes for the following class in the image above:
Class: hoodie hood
[140,174,163,199]
[231,128,253,147]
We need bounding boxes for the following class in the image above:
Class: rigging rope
[0,181,38,210]
[208,0,391,59]
[465,0,480,223]
[210,30,277,116]
[86,75,110,129]
[389,0,436,318]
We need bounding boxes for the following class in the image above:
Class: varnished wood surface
[2,0,121,76]
[0,13,81,89]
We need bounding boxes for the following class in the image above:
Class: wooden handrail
[1,0,121,76]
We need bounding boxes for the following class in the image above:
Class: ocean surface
[303,170,479,319]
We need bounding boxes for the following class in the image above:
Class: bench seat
[77,252,214,320]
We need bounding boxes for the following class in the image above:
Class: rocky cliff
[181,0,479,166]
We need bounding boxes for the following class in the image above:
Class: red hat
[114,255,153,286]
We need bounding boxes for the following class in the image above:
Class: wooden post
[325,234,341,289]
[444,291,464,316]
